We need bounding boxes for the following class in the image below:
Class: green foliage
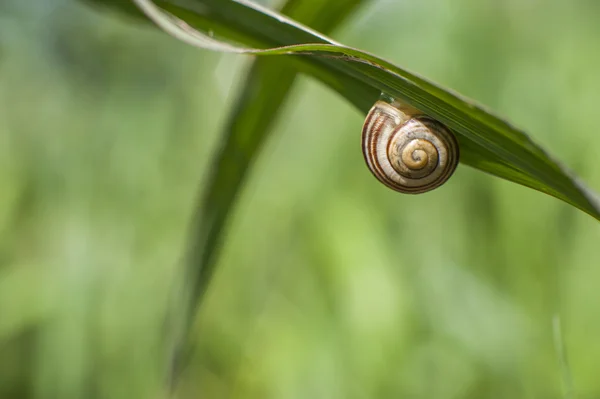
[1,0,600,398]
[131,0,600,222]
[127,0,600,389]
[169,0,372,382]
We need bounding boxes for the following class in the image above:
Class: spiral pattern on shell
[362,101,459,194]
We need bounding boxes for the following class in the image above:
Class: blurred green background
[1,0,600,398]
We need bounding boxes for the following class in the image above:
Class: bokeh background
[1,0,600,398]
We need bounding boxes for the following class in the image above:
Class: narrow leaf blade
[130,0,600,220]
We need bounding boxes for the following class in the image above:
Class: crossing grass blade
[146,0,373,384]
[186,0,372,307]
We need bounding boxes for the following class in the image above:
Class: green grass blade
[189,58,298,303]
[161,0,371,385]
[187,0,370,307]
[182,0,369,328]
[131,0,600,221]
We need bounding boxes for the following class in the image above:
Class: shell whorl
[362,101,459,194]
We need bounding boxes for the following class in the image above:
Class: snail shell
[362,100,459,194]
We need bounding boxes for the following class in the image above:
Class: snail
[362,100,459,194]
